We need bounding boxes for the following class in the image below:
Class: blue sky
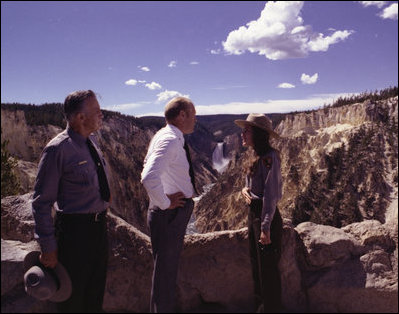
[1,1,398,116]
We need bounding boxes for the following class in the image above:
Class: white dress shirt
[141,124,194,210]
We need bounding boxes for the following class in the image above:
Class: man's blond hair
[164,97,193,123]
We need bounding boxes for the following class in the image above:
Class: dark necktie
[87,139,111,202]
[183,141,199,196]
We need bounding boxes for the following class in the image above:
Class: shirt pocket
[63,161,91,186]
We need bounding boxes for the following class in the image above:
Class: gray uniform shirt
[246,149,282,233]
[32,125,109,253]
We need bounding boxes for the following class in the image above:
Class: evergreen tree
[1,133,20,197]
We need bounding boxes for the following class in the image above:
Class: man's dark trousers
[55,212,108,313]
[148,199,194,313]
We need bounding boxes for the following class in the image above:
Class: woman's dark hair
[248,126,277,175]
[252,126,272,156]
[64,90,96,120]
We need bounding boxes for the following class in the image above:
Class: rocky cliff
[0,108,217,234]
[195,96,398,232]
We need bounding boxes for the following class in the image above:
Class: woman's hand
[241,187,252,205]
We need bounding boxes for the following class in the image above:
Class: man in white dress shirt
[141,96,197,313]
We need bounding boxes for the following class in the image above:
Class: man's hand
[259,231,271,245]
[39,250,58,269]
[241,187,252,205]
[167,192,186,209]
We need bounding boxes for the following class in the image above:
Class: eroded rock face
[1,194,397,313]
[15,160,37,194]
[1,108,218,236]
[1,109,62,162]
[195,97,398,232]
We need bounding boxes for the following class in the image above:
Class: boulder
[177,228,252,312]
[1,239,57,313]
[1,193,36,243]
[296,221,398,313]
[296,221,365,270]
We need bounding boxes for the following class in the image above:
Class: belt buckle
[94,212,100,222]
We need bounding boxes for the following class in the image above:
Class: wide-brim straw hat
[23,251,72,302]
[234,113,280,138]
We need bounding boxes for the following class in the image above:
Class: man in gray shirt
[32,90,110,312]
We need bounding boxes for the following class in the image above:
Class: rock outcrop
[1,193,397,313]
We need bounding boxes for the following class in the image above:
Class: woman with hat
[234,113,283,313]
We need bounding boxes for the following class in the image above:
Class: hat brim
[234,120,280,139]
[24,251,72,302]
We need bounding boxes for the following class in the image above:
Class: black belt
[56,210,107,223]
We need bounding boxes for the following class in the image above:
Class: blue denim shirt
[32,125,109,253]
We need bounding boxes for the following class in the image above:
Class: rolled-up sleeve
[141,137,177,210]
[32,146,61,253]
[261,151,282,233]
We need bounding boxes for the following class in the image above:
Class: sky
[1,1,398,116]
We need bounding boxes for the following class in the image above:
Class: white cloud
[359,1,387,9]
[359,2,397,20]
[307,30,353,52]
[301,73,318,85]
[222,1,353,60]
[136,111,164,117]
[156,90,190,103]
[136,92,359,116]
[104,102,143,112]
[168,61,177,68]
[190,61,199,65]
[379,3,398,20]
[278,83,296,89]
[138,66,150,72]
[210,49,222,55]
[125,79,138,86]
[193,93,356,115]
[145,82,162,90]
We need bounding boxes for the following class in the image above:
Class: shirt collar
[67,124,88,147]
[166,123,184,144]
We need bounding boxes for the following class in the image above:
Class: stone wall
[1,193,397,312]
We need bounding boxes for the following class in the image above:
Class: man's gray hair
[64,90,96,120]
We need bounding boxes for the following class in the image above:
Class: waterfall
[212,142,230,173]
[186,143,231,235]
[186,183,215,235]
